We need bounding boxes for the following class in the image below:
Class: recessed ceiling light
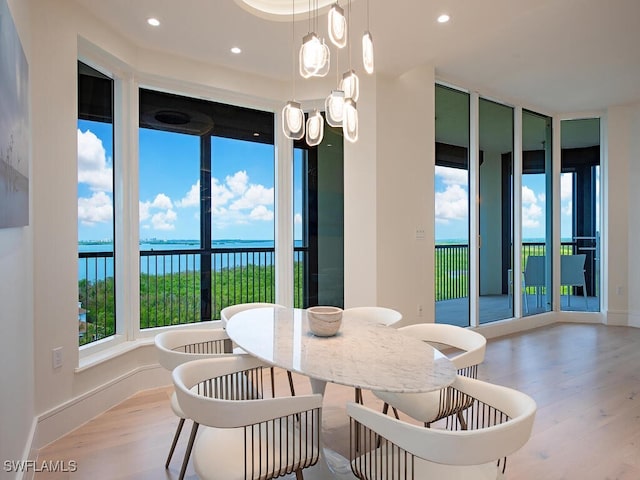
[253,132,260,137]
[147,18,160,27]
[230,46,242,54]
[437,14,450,23]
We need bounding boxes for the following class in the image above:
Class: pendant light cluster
[283,0,374,146]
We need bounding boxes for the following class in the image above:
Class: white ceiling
[75,0,640,114]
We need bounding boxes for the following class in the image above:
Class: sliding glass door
[521,110,553,316]
[478,98,514,323]
[435,85,470,326]
[560,118,600,312]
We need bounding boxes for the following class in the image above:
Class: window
[75,52,345,352]
[77,61,116,345]
[138,88,276,327]
[294,123,345,308]
[435,84,470,326]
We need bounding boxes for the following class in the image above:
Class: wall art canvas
[0,0,29,228]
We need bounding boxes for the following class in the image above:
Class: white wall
[609,103,640,327]
[375,66,435,326]
[605,105,633,326]
[1,0,35,476]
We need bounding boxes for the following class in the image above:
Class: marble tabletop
[226,306,456,394]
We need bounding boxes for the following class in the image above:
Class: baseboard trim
[33,363,170,452]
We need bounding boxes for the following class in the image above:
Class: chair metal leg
[178,422,199,480]
[355,387,363,404]
[287,370,296,396]
[165,417,185,468]
[270,366,276,397]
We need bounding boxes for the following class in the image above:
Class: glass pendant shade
[343,98,358,143]
[299,33,330,78]
[362,31,374,74]
[325,89,345,127]
[282,100,305,140]
[340,69,360,101]
[328,3,347,48]
[306,109,324,146]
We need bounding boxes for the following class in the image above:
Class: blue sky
[78,119,580,244]
[77,119,304,242]
[435,165,577,241]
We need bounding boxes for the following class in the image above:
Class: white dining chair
[344,306,403,403]
[349,375,537,480]
[373,323,486,426]
[173,355,323,480]
[155,328,236,479]
[220,302,297,397]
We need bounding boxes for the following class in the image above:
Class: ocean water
[78,240,302,281]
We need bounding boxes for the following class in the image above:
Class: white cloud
[562,199,573,216]
[230,184,274,211]
[151,209,177,230]
[226,171,249,195]
[435,165,468,186]
[78,191,113,225]
[249,205,274,221]
[77,129,113,192]
[294,213,302,224]
[435,184,468,223]
[151,193,173,210]
[522,202,542,228]
[522,185,537,205]
[176,181,200,208]
[211,178,234,208]
[140,193,177,230]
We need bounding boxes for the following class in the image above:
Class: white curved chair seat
[173,356,322,480]
[373,389,441,424]
[349,376,536,480]
[373,323,486,425]
[170,391,184,418]
[194,421,320,480]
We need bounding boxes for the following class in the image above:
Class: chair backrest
[220,302,284,328]
[397,323,486,372]
[343,306,403,327]
[154,328,233,371]
[348,375,536,474]
[561,254,586,286]
[524,255,545,286]
[173,356,322,429]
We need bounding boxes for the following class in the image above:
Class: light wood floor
[35,323,640,479]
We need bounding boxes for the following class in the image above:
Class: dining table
[226,305,457,480]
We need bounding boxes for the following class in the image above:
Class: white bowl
[306,306,343,337]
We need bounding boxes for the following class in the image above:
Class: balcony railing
[78,246,308,345]
[435,242,578,301]
[79,241,580,345]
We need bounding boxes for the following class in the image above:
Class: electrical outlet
[53,347,63,369]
